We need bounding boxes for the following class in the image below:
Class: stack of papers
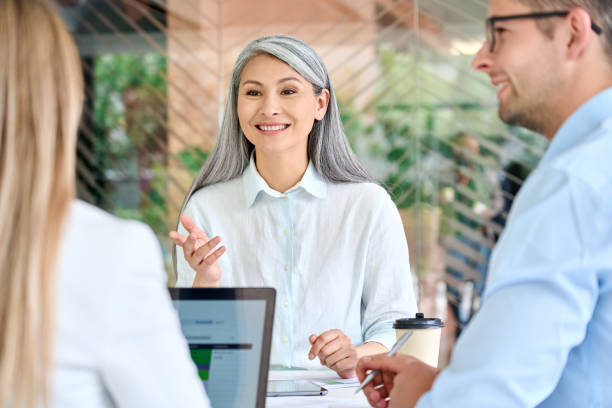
[312,378,360,389]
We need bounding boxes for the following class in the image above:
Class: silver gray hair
[185,35,374,194]
[173,35,375,271]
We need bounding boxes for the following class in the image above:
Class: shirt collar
[541,86,612,164]
[242,154,327,208]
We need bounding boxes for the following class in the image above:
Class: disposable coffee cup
[393,313,444,367]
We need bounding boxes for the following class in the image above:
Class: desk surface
[266,369,370,408]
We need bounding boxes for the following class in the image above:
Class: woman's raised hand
[169,214,225,287]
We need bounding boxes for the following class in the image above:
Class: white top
[417,88,612,407]
[52,200,210,408]
[177,157,417,368]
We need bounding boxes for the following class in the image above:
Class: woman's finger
[201,245,226,266]
[183,234,196,258]
[169,231,187,246]
[180,214,209,240]
[308,330,339,359]
[325,344,349,368]
[318,338,343,365]
[193,236,222,262]
[333,356,358,378]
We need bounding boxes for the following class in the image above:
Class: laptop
[169,287,276,408]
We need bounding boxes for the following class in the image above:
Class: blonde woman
[0,1,209,407]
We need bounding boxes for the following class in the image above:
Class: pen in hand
[354,331,413,394]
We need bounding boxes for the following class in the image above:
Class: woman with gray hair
[171,35,416,378]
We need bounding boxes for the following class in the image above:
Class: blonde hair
[0,0,83,407]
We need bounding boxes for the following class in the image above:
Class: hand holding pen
[355,331,413,394]
[355,335,441,408]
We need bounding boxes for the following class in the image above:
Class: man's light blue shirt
[419,88,612,407]
[177,157,417,368]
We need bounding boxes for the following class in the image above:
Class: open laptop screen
[169,288,275,408]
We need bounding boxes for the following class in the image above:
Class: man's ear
[565,8,596,60]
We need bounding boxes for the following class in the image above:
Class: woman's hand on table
[308,329,359,378]
[169,214,225,287]
[356,354,440,408]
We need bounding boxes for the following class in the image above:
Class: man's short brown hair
[516,0,612,62]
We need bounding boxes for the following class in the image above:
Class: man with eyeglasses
[357,0,612,407]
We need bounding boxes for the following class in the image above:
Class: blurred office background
[57,0,546,365]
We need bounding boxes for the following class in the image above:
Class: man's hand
[308,329,358,378]
[356,354,440,408]
[169,214,225,287]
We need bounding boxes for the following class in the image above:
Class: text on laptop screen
[172,299,266,408]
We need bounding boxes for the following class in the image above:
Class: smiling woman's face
[237,53,329,161]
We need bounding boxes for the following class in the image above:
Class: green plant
[92,53,169,238]
[176,147,209,176]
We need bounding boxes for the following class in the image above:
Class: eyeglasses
[485,11,603,52]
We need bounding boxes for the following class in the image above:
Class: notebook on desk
[169,287,276,408]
